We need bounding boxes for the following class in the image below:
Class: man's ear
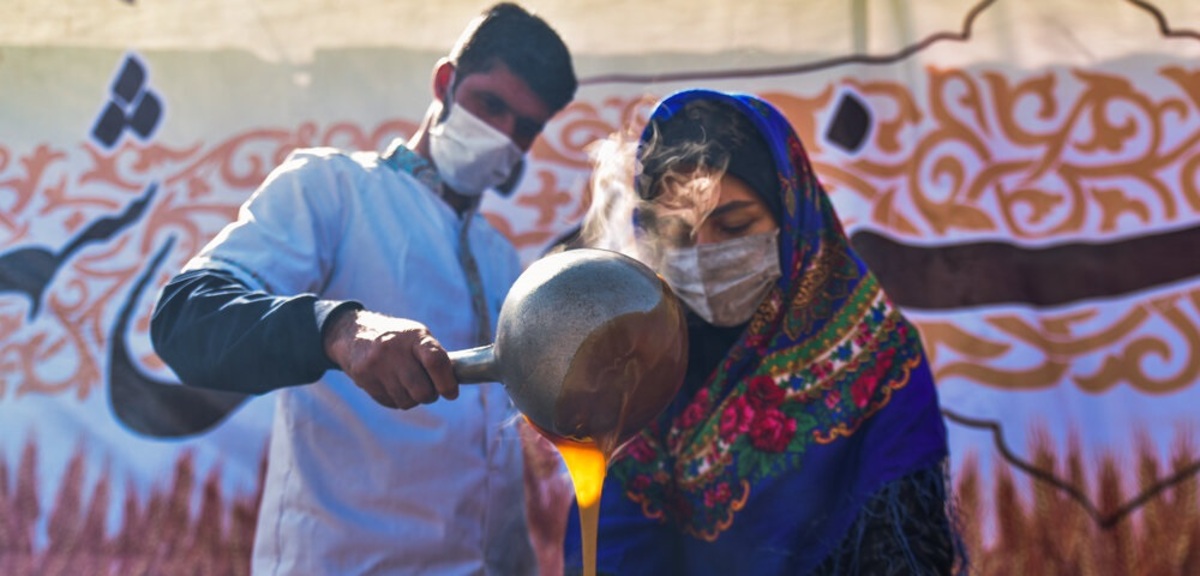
[433,59,455,104]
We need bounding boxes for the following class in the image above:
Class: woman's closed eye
[714,218,755,237]
[698,199,775,244]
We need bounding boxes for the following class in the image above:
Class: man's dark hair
[450,2,577,112]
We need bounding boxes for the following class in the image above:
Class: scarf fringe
[815,462,970,575]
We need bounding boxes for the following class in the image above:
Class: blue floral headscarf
[566,89,953,575]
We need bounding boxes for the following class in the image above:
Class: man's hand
[323,309,459,409]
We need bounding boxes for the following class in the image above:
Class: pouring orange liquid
[550,435,608,576]
[525,276,688,575]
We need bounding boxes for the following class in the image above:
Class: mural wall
[3,0,1200,574]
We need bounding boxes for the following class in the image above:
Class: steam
[575,122,729,273]
[576,134,640,257]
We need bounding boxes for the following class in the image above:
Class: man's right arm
[151,267,461,408]
[150,267,360,395]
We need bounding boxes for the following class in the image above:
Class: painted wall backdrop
[4,0,1200,574]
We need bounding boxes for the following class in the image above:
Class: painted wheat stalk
[956,428,1200,576]
[2,427,1198,576]
[0,441,260,576]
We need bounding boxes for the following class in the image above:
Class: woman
[564,89,966,575]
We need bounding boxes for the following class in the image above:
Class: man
[150,4,577,574]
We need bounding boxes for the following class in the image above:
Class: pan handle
[448,344,499,384]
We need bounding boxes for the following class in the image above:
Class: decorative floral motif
[718,396,754,442]
[748,408,795,453]
[612,270,925,541]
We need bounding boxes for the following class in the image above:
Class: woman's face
[641,172,779,250]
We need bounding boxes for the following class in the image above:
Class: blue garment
[563,90,957,575]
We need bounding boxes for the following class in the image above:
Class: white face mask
[428,101,523,197]
[654,230,783,327]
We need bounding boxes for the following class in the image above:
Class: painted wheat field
[1,431,1198,576]
[0,444,260,576]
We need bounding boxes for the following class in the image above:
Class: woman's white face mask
[656,230,782,327]
[428,101,523,197]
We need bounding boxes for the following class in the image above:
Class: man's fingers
[402,374,438,405]
[340,315,459,409]
[390,386,418,410]
[415,336,459,400]
[396,339,440,405]
[359,376,399,409]
[351,358,419,410]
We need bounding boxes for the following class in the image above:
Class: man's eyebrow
[478,88,545,129]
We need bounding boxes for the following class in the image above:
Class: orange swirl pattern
[772,66,1200,239]
[5,65,1200,402]
[916,282,1200,395]
[1,121,416,400]
[760,67,1200,395]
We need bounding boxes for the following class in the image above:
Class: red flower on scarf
[749,408,796,452]
[747,376,785,410]
[719,396,755,441]
[882,347,897,363]
[745,332,769,353]
[625,436,657,464]
[854,322,873,347]
[703,482,733,507]
[824,389,842,409]
[852,348,898,408]
[678,389,709,429]
[852,369,881,408]
[811,360,832,380]
[630,474,653,491]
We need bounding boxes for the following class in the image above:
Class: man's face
[450,62,554,152]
